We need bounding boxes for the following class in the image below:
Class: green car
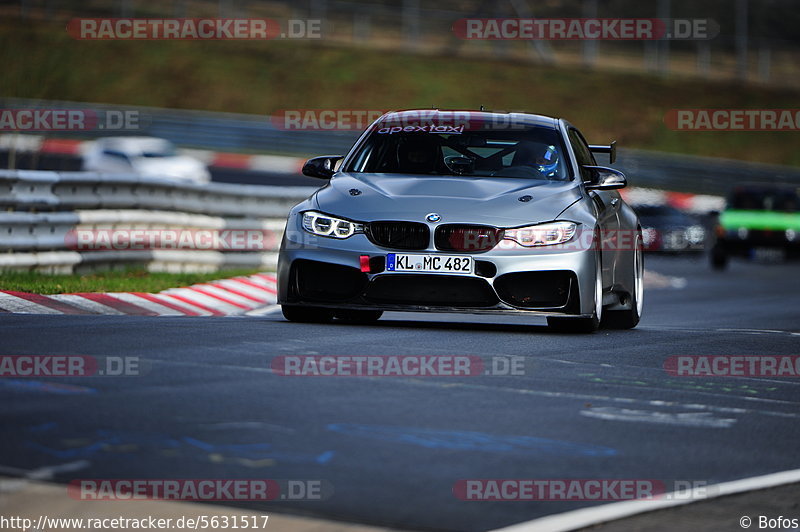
[711,184,800,270]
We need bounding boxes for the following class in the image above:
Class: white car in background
[83,136,211,184]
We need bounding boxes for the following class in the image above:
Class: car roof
[98,136,172,149]
[378,109,560,129]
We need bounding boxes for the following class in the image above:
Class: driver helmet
[398,137,440,173]
[535,145,559,177]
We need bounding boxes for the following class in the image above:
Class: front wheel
[602,233,643,330]
[710,244,728,271]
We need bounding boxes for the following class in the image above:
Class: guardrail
[5,98,800,196]
[0,170,318,273]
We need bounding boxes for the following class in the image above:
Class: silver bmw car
[277,110,643,333]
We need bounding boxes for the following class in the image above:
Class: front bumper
[642,228,705,253]
[277,223,599,317]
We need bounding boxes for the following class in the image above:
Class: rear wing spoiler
[589,141,616,164]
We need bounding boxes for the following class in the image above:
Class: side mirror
[302,155,343,179]
[583,165,627,190]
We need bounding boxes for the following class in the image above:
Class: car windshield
[141,144,178,158]
[345,125,571,180]
[729,188,800,212]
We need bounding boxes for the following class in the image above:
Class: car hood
[313,173,583,225]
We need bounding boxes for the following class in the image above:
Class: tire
[602,232,643,330]
[334,309,384,324]
[710,244,728,271]
[281,305,334,323]
[547,251,602,334]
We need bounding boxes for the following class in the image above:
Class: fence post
[582,0,598,69]
[736,0,749,80]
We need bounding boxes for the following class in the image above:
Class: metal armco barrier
[7,98,800,196]
[4,98,800,197]
[0,170,318,273]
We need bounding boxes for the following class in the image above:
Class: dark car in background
[634,204,706,253]
[710,184,800,270]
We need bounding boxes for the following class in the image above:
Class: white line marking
[490,468,800,532]
[638,326,800,337]
[580,407,736,428]
[401,379,800,420]
[0,460,90,493]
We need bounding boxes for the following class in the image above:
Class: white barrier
[0,170,316,273]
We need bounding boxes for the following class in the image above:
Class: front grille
[367,221,430,250]
[435,224,504,252]
[365,274,498,307]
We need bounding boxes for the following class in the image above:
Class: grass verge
[0,268,263,295]
[2,19,800,166]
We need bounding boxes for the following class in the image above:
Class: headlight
[302,211,364,239]
[503,221,577,247]
[686,225,705,244]
[642,227,658,246]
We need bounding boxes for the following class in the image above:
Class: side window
[568,128,596,181]
[102,149,131,164]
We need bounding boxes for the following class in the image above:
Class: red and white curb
[619,187,724,214]
[0,273,277,317]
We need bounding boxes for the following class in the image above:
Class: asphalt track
[1,255,799,531]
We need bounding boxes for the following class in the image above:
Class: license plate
[752,247,785,262]
[386,253,474,275]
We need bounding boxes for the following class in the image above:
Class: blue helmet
[535,145,559,177]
